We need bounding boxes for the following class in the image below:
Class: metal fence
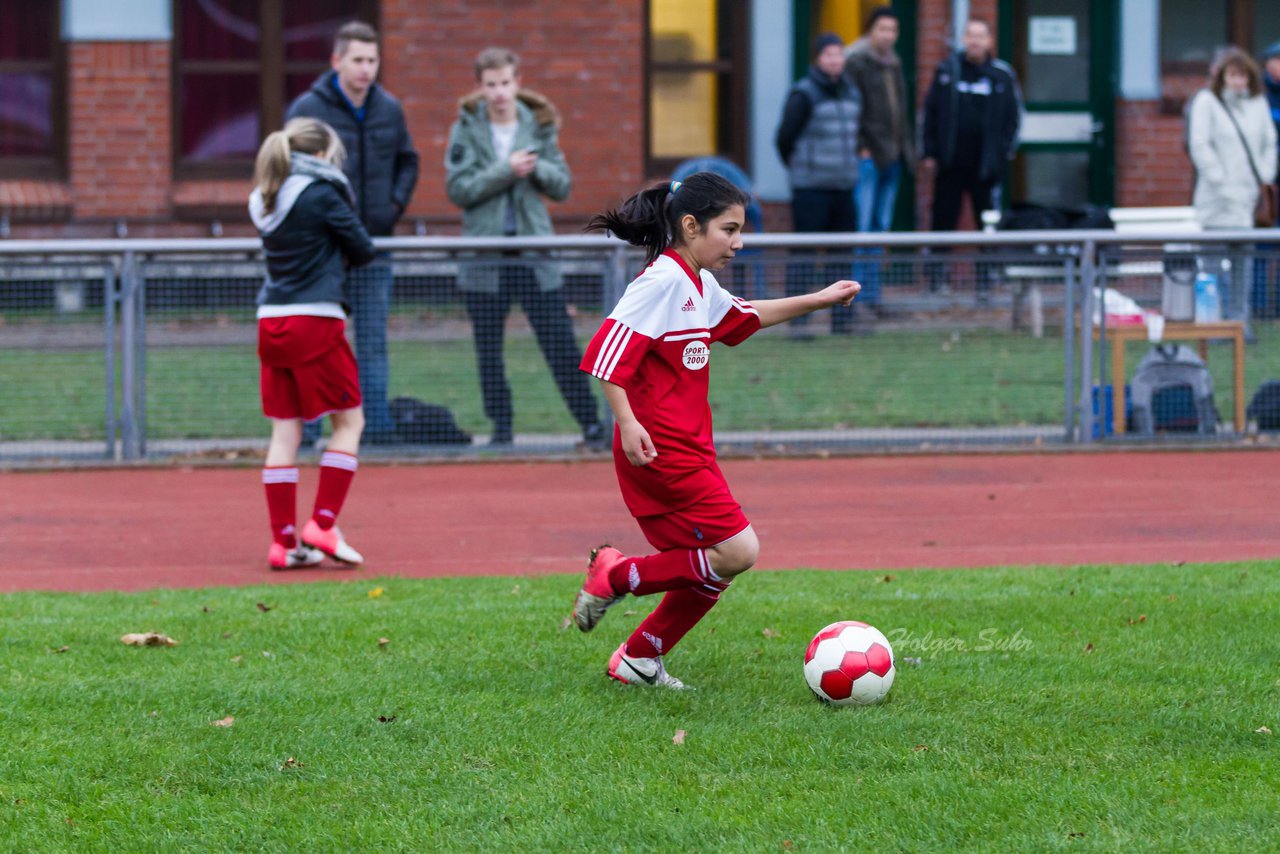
[1,229,1277,466]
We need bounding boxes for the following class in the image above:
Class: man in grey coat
[287,21,419,443]
[445,47,604,447]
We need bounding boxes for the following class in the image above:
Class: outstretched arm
[753,280,860,329]
[599,380,657,466]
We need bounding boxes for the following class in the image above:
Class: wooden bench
[980,206,1201,337]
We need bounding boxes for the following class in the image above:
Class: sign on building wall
[63,0,171,40]
[1029,16,1077,55]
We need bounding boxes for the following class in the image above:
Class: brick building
[1,1,1277,239]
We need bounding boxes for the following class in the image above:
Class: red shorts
[258,316,361,421]
[634,481,751,552]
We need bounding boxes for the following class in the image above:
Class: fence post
[1062,253,1076,442]
[598,243,630,437]
[103,262,118,460]
[1077,240,1097,444]
[119,251,143,460]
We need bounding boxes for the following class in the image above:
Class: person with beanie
[775,32,862,335]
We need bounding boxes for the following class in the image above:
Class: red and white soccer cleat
[267,542,324,571]
[607,643,688,690]
[300,519,364,566]
[572,545,625,632]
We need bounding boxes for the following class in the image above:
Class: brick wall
[69,42,171,222]
[382,0,645,232]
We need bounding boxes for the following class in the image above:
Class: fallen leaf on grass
[510,584,521,595]
[256,602,273,612]
[1068,831,1086,839]
[880,574,895,583]
[210,716,235,727]
[279,757,304,770]
[230,656,243,663]
[623,610,638,617]
[377,637,391,648]
[1083,643,1095,654]
[1127,614,1147,625]
[378,715,397,723]
[368,587,384,599]
[762,628,779,639]
[912,744,929,752]
[50,645,70,654]
[121,633,178,647]
[672,730,686,745]
[1255,726,1273,735]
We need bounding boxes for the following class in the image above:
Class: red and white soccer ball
[803,620,895,705]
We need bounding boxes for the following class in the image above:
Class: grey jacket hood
[249,153,354,233]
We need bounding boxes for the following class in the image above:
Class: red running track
[2,451,1277,593]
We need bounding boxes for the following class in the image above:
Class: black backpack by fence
[1246,380,1280,431]
[388,397,472,445]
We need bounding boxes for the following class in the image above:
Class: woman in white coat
[1187,47,1278,324]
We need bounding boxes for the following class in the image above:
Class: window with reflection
[173,0,376,176]
[0,1,62,178]
[646,0,747,176]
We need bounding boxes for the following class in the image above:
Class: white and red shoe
[572,545,625,632]
[300,519,364,566]
[607,643,688,690]
[267,542,323,571]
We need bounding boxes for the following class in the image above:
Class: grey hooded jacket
[250,154,376,312]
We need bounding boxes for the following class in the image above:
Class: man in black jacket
[921,18,1021,294]
[287,21,419,443]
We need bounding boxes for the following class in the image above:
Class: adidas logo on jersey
[681,297,696,312]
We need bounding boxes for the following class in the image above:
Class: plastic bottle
[1194,272,1222,323]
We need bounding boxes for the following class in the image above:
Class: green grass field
[6,323,1280,441]
[3,562,1277,851]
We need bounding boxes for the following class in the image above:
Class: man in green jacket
[445,47,604,448]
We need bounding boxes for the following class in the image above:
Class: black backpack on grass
[389,397,472,445]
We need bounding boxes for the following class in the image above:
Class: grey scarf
[290,151,355,206]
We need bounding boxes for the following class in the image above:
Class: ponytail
[252,117,346,214]
[253,131,293,214]
[586,172,749,266]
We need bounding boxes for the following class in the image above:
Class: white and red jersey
[580,248,761,516]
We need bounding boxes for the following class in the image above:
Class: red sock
[262,467,298,547]
[624,583,728,659]
[312,451,358,530]
[607,548,723,596]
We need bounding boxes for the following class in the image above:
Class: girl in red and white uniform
[573,172,860,688]
[250,118,376,570]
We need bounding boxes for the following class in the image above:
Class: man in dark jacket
[921,18,1021,294]
[287,21,419,443]
[845,6,914,317]
[775,32,862,335]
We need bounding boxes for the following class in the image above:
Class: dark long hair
[585,172,749,266]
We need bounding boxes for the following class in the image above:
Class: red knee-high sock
[625,583,730,659]
[262,466,298,548]
[312,451,358,530]
[607,548,723,596]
